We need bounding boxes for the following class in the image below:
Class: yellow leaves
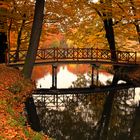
[64,0,74,2]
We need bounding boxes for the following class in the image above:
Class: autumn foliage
[0,64,48,140]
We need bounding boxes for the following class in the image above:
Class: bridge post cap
[91,63,100,67]
[52,63,58,67]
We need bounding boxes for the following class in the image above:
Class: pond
[33,64,140,140]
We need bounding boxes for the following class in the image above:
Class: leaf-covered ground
[0,64,48,140]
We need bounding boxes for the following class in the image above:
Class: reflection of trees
[34,73,139,140]
[96,87,137,140]
[71,73,91,88]
[36,102,97,140]
[71,72,102,88]
[129,102,140,140]
[107,89,135,140]
[72,73,139,140]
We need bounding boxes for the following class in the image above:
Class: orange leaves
[0,64,47,139]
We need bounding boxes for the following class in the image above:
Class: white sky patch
[36,66,77,88]
[90,0,99,3]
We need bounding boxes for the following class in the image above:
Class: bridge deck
[7,48,140,66]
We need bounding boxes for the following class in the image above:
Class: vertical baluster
[56,94,58,109]
[57,47,58,61]
[53,48,55,60]
[91,47,93,59]
[127,52,129,63]
[66,48,68,59]
[43,49,44,60]
[96,48,98,61]
[77,48,79,60]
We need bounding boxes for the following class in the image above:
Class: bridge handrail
[7,47,138,64]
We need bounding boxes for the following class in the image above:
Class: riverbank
[0,64,48,140]
[117,65,140,86]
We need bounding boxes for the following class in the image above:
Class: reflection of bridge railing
[33,84,136,95]
[7,48,138,66]
[33,84,136,109]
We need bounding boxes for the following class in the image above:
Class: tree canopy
[0,0,140,78]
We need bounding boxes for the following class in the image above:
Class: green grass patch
[7,105,14,116]
[32,133,44,140]
[7,118,18,127]
[23,129,31,138]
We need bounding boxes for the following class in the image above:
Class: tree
[8,0,35,50]
[129,0,140,43]
[0,0,8,63]
[22,0,45,79]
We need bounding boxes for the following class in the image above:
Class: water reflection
[33,65,140,140]
[34,88,140,140]
[36,65,113,88]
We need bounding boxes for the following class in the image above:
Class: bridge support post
[52,64,57,89]
[90,64,94,87]
[96,64,100,86]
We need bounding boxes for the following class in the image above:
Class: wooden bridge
[7,47,139,66]
[7,47,140,91]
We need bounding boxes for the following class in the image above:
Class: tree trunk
[101,0,117,61]
[0,32,7,63]
[15,15,26,62]
[129,0,140,44]
[103,18,117,61]
[22,0,45,79]
[95,71,119,140]
[134,23,140,44]
[25,97,42,132]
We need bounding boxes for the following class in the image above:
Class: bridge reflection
[33,88,139,140]
[33,84,136,109]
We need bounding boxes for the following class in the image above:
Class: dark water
[34,66,140,140]
[34,89,140,140]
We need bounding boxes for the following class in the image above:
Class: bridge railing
[8,48,137,64]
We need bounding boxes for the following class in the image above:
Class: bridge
[7,47,139,66]
[7,47,140,94]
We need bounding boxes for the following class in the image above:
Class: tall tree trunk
[95,71,119,140]
[102,0,117,61]
[22,0,45,79]
[103,18,117,61]
[0,32,7,63]
[134,23,140,43]
[15,14,26,62]
[25,97,42,131]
